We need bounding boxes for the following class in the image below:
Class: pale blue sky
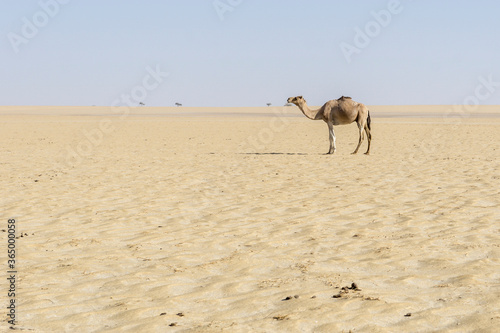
[1,0,500,107]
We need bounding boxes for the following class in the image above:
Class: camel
[287,95,371,155]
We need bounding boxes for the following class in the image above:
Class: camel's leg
[352,122,364,154]
[364,125,371,155]
[327,122,336,154]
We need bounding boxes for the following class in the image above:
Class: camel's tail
[367,111,371,131]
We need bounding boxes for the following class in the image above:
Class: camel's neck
[297,102,323,120]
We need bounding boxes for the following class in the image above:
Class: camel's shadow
[238,152,311,156]
[208,152,324,156]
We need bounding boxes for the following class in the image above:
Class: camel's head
[287,96,305,106]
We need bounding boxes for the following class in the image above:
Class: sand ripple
[1,116,499,332]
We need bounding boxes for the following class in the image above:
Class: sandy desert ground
[1,106,499,332]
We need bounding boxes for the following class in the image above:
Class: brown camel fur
[287,96,371,155]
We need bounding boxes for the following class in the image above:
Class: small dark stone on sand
[350,283,358,290]
[176,312,185,317]
[405,313,412,317]
[332,294,342,298]
[294,295,299,299]
[273,315,289,321]
[169,322,177,326]
[282,296,293,301]
[160,313,166,316]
